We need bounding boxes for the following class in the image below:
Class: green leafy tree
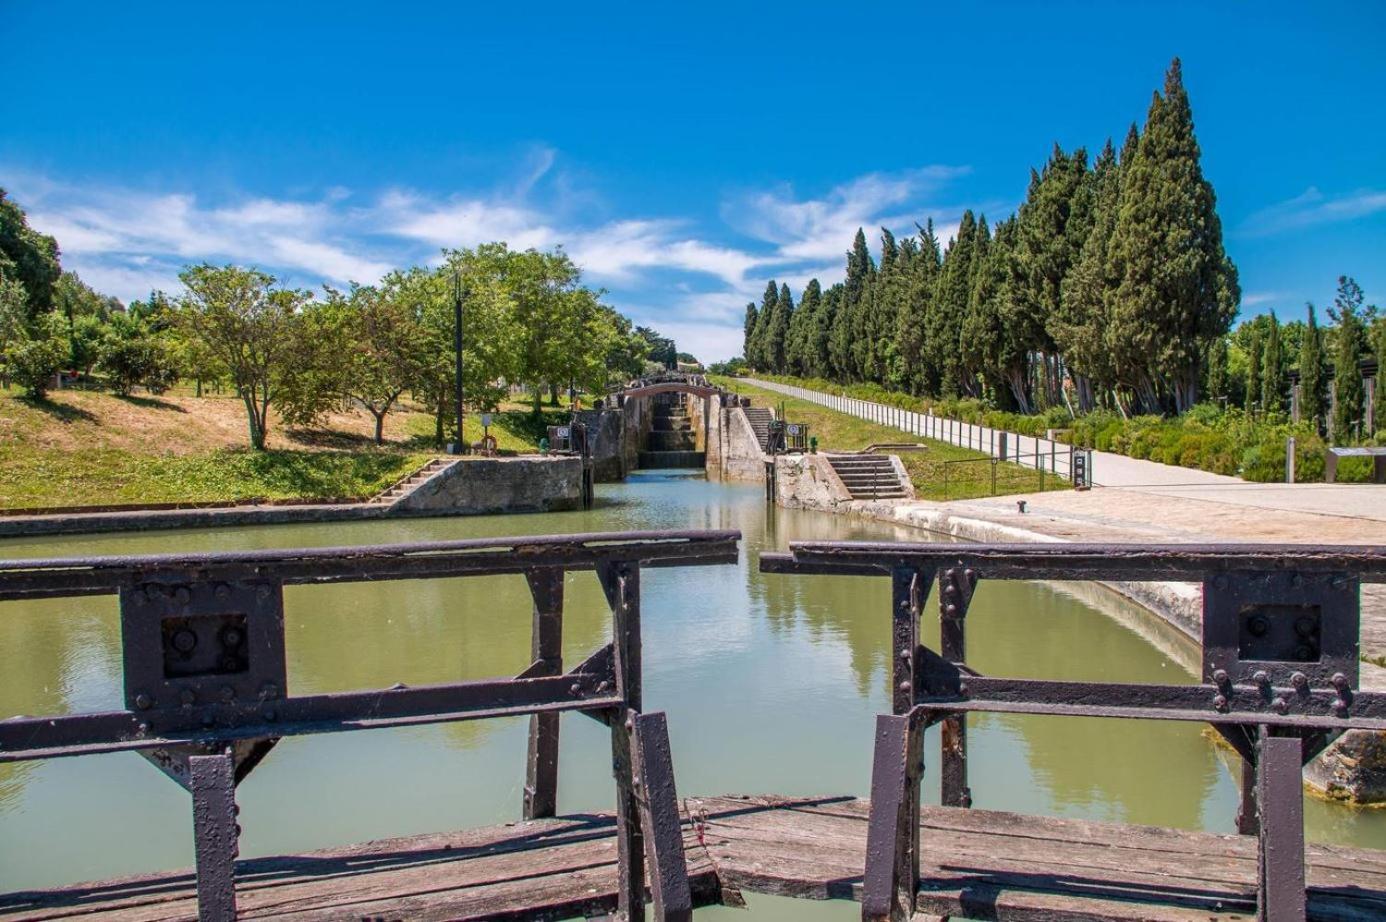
[1105,59,1240,413]
[99,312,181,395]
[0,189,61,319]
[177,264,307,450]
[1300,303,1326,431]
[335,283,424,444]
[1329,275,1370,441]
[6,312,69,397]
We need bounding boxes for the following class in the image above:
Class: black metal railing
[0,529,740,922]
[761,541,1386,922]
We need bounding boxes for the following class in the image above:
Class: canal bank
[0,455,586,538]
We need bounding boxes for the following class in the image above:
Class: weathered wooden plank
[5,795,1385,922]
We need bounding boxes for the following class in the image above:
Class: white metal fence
[741,377,1091,483]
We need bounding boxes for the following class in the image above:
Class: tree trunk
[549,382,560,406]
[373,410,386,445]
[195,377,203,398]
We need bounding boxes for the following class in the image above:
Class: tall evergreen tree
[843,228,877,381]
[928,211,979,397]
[1329,276,1369,440]
[742,302,758,364]
[1260,311,1284,414]
[784,279,814,375]
[1300,302,1326,431]
[896,220,942,394]
[748,281,777,370]
[961,217,1024,408]
[866,228,903,385]
[1055,139,1120,410]
[1012,145,1089,408]
[1106,59,1239,413]
[1245,329,1263,412]
[765,282,794,372]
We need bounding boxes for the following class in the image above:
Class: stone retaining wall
[392,456,583,515]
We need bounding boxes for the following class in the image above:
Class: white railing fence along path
[740,377,1093,485]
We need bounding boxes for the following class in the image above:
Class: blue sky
[3,2,1384,361]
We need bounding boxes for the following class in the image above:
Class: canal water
[0,470,1382,919]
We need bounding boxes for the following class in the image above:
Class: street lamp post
[448,272,467,455]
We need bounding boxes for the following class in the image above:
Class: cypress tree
[897,220,942,394]
[1372,317,1386,438]
[766,282,794,372]
[845,229,877,381]
[1012,145,1088,408]
[1245,329,1263,412]
[929,211,979,397]
[1055,139,1119,411]
[1106,59,1240,413]
[791,279,824,376]
[742,302,758,363]
[749,281,777,371]
[961,217,1023,408]
[1300,302,1325,431]
[1261,311,1284,414]
[1205,335,1230,404]
[1330,276,1368,441]
[867,228,902,385]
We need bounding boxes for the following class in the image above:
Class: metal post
[600,561,647,921]
[939,567,973,808]
[630,711,693,921]
[1256,733,1306,921]
[1286,437,1296,484]
[863,711,923,922]
[449,273,467,455]
[523,568,564,820]
[189,750,238,922]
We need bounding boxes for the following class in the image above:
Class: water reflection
[0,470,1379,917]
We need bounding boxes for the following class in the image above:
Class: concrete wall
[393,456,583,515]
[773,454,853,508]
[576,407,626,482]
[712,406,768,483]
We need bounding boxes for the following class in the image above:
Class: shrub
[4,314,69,398]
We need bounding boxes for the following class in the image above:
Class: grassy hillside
[715,377,1071,501]
[0,385,557,509]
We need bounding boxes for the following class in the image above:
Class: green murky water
[0,470,1381,918]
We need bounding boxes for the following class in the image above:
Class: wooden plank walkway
[4,795,1386,921]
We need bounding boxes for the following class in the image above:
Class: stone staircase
[742,407,775,453]
[369,457,456,506]
[825,453,910,500]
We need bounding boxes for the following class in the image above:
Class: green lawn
[0,446,431,509]
[714,377,1072,501]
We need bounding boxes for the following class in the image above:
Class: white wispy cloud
[1241,186,1386,237]
[3,157,974,361]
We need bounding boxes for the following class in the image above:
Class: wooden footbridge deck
[6,795,1386,920]
[3,534,1386,921]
